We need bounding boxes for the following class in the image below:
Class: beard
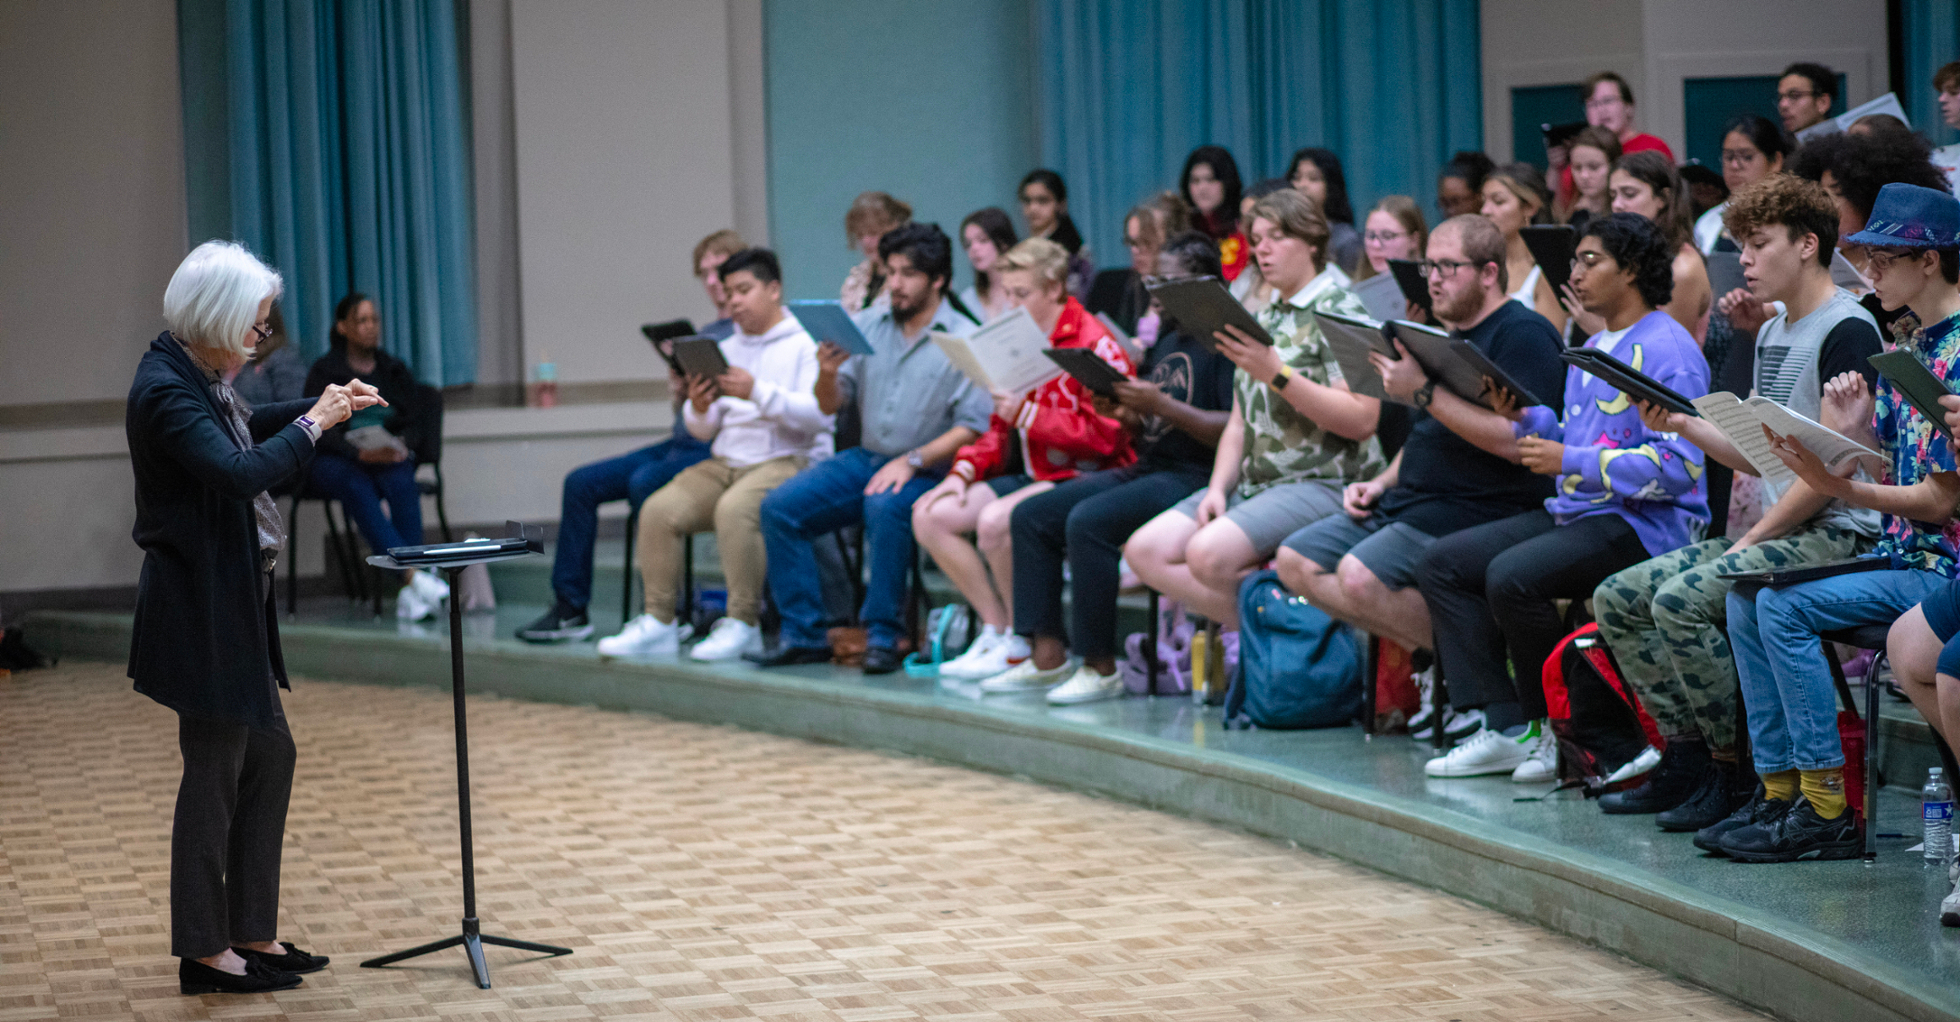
[1432,284,1484,325]
[889,289,931,322]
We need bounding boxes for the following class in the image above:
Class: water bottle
[1923,767,1953,864]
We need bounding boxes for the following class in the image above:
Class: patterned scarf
[179,338,287,554]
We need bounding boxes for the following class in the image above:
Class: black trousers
[170,703,296,958]
[1416,508,1649,720]
[1011,465,1206,660]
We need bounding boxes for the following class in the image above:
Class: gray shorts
[1282,514,1436,591]
[1169,478,1345,555]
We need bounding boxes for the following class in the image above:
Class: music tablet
[671,337,730,379]
[1043,348,1128,398]
[1869,348,1956,433]
[1520,225,1577,297]
[1561,347,1699,416]
[1146,276,1275,347]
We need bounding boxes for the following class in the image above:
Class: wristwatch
[1271,365,1293,392]
[906,449,926,470]
[1413,381,1436,410]
[294,414,322,443]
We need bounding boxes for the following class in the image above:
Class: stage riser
[23,609,1956,1022]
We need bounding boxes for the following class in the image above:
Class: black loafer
[179,956,303,995]
[747,645,832,668]
[234,942,330,974]
[860,646,901,675]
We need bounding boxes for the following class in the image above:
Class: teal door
[1682,73,1847,167]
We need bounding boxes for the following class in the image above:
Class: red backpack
[1542,624,1666,796]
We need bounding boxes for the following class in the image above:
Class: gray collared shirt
[841,297,992,457]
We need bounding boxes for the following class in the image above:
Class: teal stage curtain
[1902,0,1959,149]
[179,0,477,385]
[1034,0,1482,268]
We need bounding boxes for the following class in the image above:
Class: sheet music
[1744,396,1886,474]
[933,307,1059,395]
[1690,392,1793,485]
[1348,272,1407,324]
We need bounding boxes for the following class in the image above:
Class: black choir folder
[1386,259,1434,316]
[386,523,543,566]
[1314,311,1543,409]
[671,336,731,378]
[1520,224,1578,296]
[1869,348,1956,434]
[1560,347,1699,416]
[1719,556,1889,590]
[1146,276,1275,347]
[1043,348,1128,398]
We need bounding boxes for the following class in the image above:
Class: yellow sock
[1761,769,1799,802]
[1800,768,1848,820]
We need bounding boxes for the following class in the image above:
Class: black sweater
[304,344,422,461]
[126,333,316,727]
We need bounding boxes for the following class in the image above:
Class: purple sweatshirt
[1514,310,1710,556]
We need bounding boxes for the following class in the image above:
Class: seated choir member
[1286,148,1364,277]
[1419,213,1708,783]
[841,191,911,311]
[1353,195,1431,323]
[1791,127,1953,336]
[1124,189,1381,632]
[1776,62,1838,135]
[957,207,1018,323]
[1276,215,1564,734]
[1555,71,1674,205]
[518,229,739,642]
[1557,126,1620,231]
[1114,191,1193,336]
[987,232,1238,702]
[1933,61,1960,194]
[755,223,993,675]
[1600,152,1712,343]
[302,292,445,619]
[1229,179,1291,312]
[1692,115,1791,255]
[1018,170,1095,299]
[1437,151,1496,219]
[1480,163,1570,334]
[1182,145,1250,281]
[597,248,827,662]
[915,238,1133,682]
[1590,175,1882,830]
[1713,184,1960,863]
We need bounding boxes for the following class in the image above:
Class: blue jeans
[760,447,938,650]
[1727,568,1948,773]
[548,436,711,609]
[308,453,424,554]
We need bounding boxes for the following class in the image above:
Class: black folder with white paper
[1043,348,1129,398]
[1146,276,1275,347]
[1315,311,1536,409]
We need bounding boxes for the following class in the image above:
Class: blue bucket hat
[1846,182,1960,250]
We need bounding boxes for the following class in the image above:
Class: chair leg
[907,547,929,652]
[622,505,639,622]
[1360,634,1378,737]
[321,502,359,602]
[1865,650,1882,862]
[285,498,301,619]
[433,469,453,542]
[1145,590,1160,697]
[1826,641,1858,717]
[1432,662,1449,752]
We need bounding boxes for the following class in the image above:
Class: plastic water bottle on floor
[1923,768,1953,864]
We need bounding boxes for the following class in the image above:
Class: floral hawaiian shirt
[1872,311,1960,574]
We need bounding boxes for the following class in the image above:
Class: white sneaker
[395,584,435,621]
[689,617,760,661]
[1425,726,1531,778]
[1047,665,1125,705]
[979,657,1077,693]
[943,631,1030,680]
[409,570,450,605]
[1601,745,1662,786]
[1944,880,1960,928]
[937,627,1004,679]
[1510,723,1558,783]
[597,614,680,658]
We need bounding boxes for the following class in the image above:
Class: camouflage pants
[1590,525,1868,751]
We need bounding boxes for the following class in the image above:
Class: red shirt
[951,298,1136,484]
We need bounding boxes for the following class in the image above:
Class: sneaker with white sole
[1943,879,1960,928]
[689,617,760,661]
[1425,726,1531,778]
[1412,706,1485,743]
[1509,722,1557,783]
[979,657,1077,693]
[1046,665,1125,705]
[408,570,450,606]
[942,631,1030,680]
[396,584,435,621]
[597,614,680,658]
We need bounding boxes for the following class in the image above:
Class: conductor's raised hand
[815,340,851,374]
[1370,341,1424,402]
[304,381,386,430]
[716,365,755,401]
[1716,287,1771,334]
[687,374,719,414]
[1214,324,1281,380]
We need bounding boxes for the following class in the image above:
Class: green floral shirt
[1233,269,1385,496]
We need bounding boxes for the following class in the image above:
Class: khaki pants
[636,455,803,625]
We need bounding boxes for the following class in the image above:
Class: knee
[713,496,759,538]
[1273,547,1318,595]
[864,492,913,534]
[759,488,795,532]
[1649,574,1708,630]
[976,503,1014,553]
[1335,555,1383,604]
[1185,529,1242,589]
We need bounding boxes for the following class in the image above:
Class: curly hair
[1159,230,1223,280]
[1789,131,1948,221]
[878,222,953,290]
[1582,212,1675,309]
[1722,174,1837,267]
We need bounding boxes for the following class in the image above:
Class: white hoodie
[683,312,833,466]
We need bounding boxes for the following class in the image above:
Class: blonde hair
[1125,191,1193,253]
[1353,195,1428,281]
[163,240,283,362]
[994,236,1070,289]
[692,229,745,276]
[1248,189,1332,271]
[844,191,912,247]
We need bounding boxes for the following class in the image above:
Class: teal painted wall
[764,0,1037,302]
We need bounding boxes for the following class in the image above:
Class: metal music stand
[359,522,571,988]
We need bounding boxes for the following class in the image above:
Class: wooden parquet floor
[0,663,1766,1021]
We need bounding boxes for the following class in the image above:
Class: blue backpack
[1223,570,1363,729]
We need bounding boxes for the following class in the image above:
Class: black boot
[1656,758,1748,832]
[1598,738,1710,814]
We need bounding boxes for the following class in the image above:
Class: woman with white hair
[128,241,382,995]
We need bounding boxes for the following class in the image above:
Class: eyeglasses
[1415,259,1480,279]
[250,321,274,341]
[1364,229,1409,244]
[1777,89,1823,103]
[1570,250,1611,271]
[1584,96,1625,110]
[1865,249,1919,274]
[1720,149,1763,166]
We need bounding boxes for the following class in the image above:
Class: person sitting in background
[1600,152,1712,343]
[1591,175,1881,831]
[1555,72,1674,205]
[1438,151,1496,219]
[1182,145,1249,281]
[1018,169,1095,299]
[1001,232,1238,703]
[1557,126,1621,230]
[1848,113,1911,138]
[1714,183,1960,863]
[958,208,1018,323]
[1694,115,1792,254]
[918,239,1134,684]
[1481,163,1569,333]
[841,191,912,311]
[1288,148,1364,276]
[1354,196,1427,281]
[1230,179,1290,312]
[1419,213,1708,783]
[755,224,993,675]
[1278,215,1564,739]
[1788,128,1949,335]
[1680,163,1730,220]
[597,248,828,663]
[303,293,442,620]
[1125,190,1381,632]
[1114,191,1193,338]
[1776,62,1838,135]
[518,230,739,642]
[1932,61,1960,194]
[230,306,307,408]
